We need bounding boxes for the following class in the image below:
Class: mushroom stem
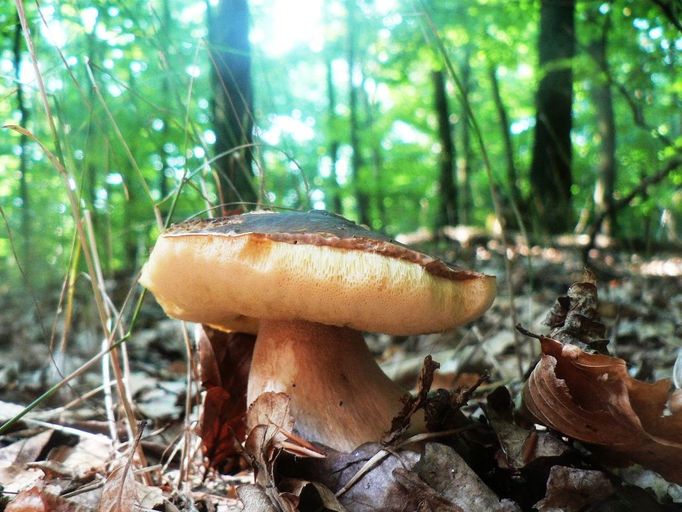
[247,319,409,452]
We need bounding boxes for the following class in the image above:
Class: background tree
[432,68,457,230]
[12,9,30,267]
[529,0,576,234]
[587,7,617,235]
[346,0,370,226]
[209,0,257,212]
[1,0,681,292]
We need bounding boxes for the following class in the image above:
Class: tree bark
[209,0,256,213]
[346,0,370,226]
[529,0,576,234]
[431,69,458,230]
[588,13,617,235]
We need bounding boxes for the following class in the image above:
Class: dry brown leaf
[485,386,568,470]
[414,443,520,512]
[543,274,609,352]
[5,483,87,512]
[98,462,137,512]
[523,335,682,483]
[245,392,296,462]
[278,478,347,512]
[391,468,463,512]
[237,484,279,512]
[44,434,112,481]
[198,326,256,472]
[534,465,614,512]
[280,442,421,511]
[0,430,54,494]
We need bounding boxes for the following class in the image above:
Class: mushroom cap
[139,210,496,335]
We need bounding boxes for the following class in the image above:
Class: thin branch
[584,156,682,260]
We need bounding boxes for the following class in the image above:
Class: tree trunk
[324,2,343,215]
[529,0,576,234]
[489,65,521,212]
[360,75,386,229]
[209,0,256,213]
[158,0,172,205]
[457,47,473,225]
[589,14,617,236]
[346,0,370,226]
[13,10,30,265]
[431,69,458,230]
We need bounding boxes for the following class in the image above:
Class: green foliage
[1,0,680,290]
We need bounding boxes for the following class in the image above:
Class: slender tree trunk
[360,76,385,229]
[13,10,30,265]
[489,65,521,211]
[529,0,576,234]
[457,47,473,224]
[158,0,172,205]
[346,0,370,225]
[209,0,256,213]
[588,14,617,236]
[324,1,343,215]
[431,69,458,230]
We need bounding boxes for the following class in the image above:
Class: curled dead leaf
[523,336,682,483]
[198,326,256,472]
[543,274,608,352]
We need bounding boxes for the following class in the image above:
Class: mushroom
[139,210,495,452]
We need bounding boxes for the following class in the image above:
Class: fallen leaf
[523,335,682,483]
[543,273,609,352]
[391,468,463,512]
[237,484,278,512]
[281,442,421,511]
[278,478,347,512]
[0,430,54,494]
[44,434,112,480]
[198,326,256,473]
[534,465,614,512]
[485,386,568,470]
[98,462,137,512]
[414,443,520,512]
[5,483,87,512]
[244,392,299,471]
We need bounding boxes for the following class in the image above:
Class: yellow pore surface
[139,233,496,335]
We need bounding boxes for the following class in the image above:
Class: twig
[515,324,542,340]
[584,156,682,261]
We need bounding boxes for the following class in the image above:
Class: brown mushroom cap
[139,210,496,335]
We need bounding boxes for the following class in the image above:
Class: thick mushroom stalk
[139,210,496,453]
[248,319,408,452]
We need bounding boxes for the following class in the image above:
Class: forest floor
[0,235,681,511]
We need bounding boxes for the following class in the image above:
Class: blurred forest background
[1,3,682,508]
[0,0,681,295]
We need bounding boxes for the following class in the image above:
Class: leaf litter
[1,244,682,510]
